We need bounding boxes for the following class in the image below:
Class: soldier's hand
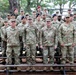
[72,43,75,47]
[36,44,38,47]
[24,44,26,48]
[61,43,64,47]
[40,45,43,49]
[54,45,57,49]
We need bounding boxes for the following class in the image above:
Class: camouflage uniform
[52,20,60,39]
[59,22,75,64]
[1,25,9,57]
[52,20,60,29]
[23,23,38,65]
[40,22,57,64]
[0,19,4,41]
[16,9,25,23]
[34,19,45,44]
[17,23,27,56]
[34,19,45,55]
[72,21,76,57]
[6,25,20,65]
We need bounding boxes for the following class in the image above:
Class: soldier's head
[4,20,8,26]
[46,18,51,27]
[69,14,74,22]
[36,13,41,21]
[57,14,62,21]
[32,10,36,15]
[7,14,11,20]
[11,14,16,19]
[65,14,70,22]
[20,9,25,15]
[52,14,57,21]
[25,13,29,20]
[68,9,72,14]
[74,11,76,18]
[21,16,27,24]
[11,19,17,28]
[28,16,33,24]
[42,13,46,19]
[37,6,41,12]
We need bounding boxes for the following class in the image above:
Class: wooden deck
[0,58,76,75]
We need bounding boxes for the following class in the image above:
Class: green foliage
[69,0,76,8]
[0,0,9,13]
[0,0,76,15]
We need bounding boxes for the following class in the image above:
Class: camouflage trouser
[6,46,20,65]
[26,44,36,65]
[43,46,55,64]
[61,46,74,64]
[1,41,7,57]
[74,46,76,57]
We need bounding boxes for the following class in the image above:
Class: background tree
[69,0,76,9]
[8,0,19,14]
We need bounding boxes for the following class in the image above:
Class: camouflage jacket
[40,26,57,47]
[59,22,75,46]
[23,24,38,45]
[6,26,20,46]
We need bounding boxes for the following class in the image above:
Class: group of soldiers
[0,6,76,71]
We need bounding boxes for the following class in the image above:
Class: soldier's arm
[54,28,58,49]
[58,25,64,46]
[1,28,7,42]
[73,26,76,46]
[40,28,45,47]
[39,29,43,46]
[35,27,38,44]
[22,28,26,47]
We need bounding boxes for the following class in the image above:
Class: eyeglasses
[66,17,70,18]
[11,21,16,23]
[28,19,32,20]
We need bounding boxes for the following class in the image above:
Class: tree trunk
[59,3,62,14]
[26,0,31,13]
[8,0,19,14]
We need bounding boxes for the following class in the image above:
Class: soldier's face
[33,12,36,15]
[22,18,26,23]
[46,21,51,26]
[37,15,41,20]
[21,11,24,15]
[68,10,71,14]
[42,15,46,19]
[65,17,70,22]
[69,16,74,21]
[28,19,33,24]
[37,8,41,11]
[53,16,57,20]
[74,14,76,17]
[4,22,8,26]
[11,21,16,27]
[7,15,11,19]
[11,16,15,19]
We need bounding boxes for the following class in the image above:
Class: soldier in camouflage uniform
[17,9,25,23]
[32,11,36,21]
[70,13,76,60]
[1,20,9,64]
[74,11,76,21]
[52,14,60,29]
[42,13,47,22]
[40,18,57,70]
[0,17,4,42]
[59,14,75,71]
[6,19,21,70]
[17,16,27,61]
[34,13,45,56]
[23,17,38,70]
